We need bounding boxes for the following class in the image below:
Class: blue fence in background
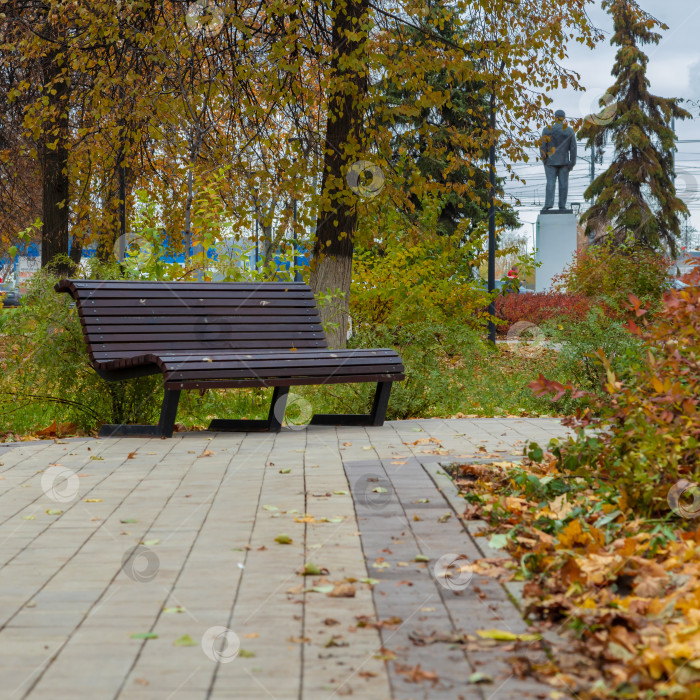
[1,236,310,279]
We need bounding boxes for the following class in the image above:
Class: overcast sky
[506,0,700,250]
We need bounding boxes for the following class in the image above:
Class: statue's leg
[544,165,556,209]
[558,167,569,209]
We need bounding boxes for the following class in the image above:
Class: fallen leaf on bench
[23,515,35,520]
[287,636,310,644]
[238,649,256,658]
[414,555,429,562]
[286,584,304,594]
[173,634,197,647]
[141,539,159,546]
[243,633,259,638]
[405,438,441,446]
[372,487,388,493]
[306,585,334,594]
[438,513,452,523]
[121,518,137,524]
[84,498,102,503]
[333,490,348,495]
[391,460,407,465]
[274,534,292,544]
[362,446,373,451]
[46,509,63,515]
[320,516,344,523]
[279,468,291,474]
[127,452,137,459]
[324,618,340,626]
[198,449,215,458]
[342,442,352,446]
[397,581,413,586]
[163,606,186,614]
[359,577,379,585]
[130,632,158,640]
[262,505,279,511]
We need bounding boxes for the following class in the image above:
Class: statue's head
[554,109,566,121]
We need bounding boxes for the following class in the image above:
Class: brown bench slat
[80,307,319,318]
[83,322,325,333]
[90,340,326,356]
[83,313,320,323]
[165,365,405,381]
[79,289,314,300]
[78,298,316,309]
[69,280,301,289]
[162,355,402,371]
[165,373,404,391]
[88,331,324,342]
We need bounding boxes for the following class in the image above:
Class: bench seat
[56,279,405,437]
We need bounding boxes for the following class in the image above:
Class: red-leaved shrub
[495,293,592,335]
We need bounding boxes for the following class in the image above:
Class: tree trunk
[39,36,70,275]
[310,0,370,349]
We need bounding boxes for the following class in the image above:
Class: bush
[351,234,490,328]
[557,239,670,314]
[0,262,162,434]
[531,267,700,515]
[545,307,642,397]
[494,292,591,335]
[346,322,489,419]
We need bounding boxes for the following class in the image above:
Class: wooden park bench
[56,280,405,438]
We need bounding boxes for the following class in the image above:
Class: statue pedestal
[535,211,578,293]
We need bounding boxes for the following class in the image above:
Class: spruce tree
[379,5,518,239]
[579,0,690,256]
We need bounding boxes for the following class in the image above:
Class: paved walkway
[0,419,570,700]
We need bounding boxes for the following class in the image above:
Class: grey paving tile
[0,420,570,700]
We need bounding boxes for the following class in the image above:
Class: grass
[0,341,566,441]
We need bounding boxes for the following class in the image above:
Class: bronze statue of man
[540,109,577,211]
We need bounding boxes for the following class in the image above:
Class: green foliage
[0,261,161,432]
[545,307,642,398]
[558,239,671,314]
[351,230,490,328]
[532,267,700,515]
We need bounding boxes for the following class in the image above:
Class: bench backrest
[56,280,329,364]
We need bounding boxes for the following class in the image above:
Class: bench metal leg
[208,386,290,433]
[309,381,393,427]
[98,389,182,439]
[158,389,181,438]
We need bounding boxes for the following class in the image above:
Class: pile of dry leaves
[448,455,700,699]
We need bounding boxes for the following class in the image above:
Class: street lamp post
[487,90,497,345]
